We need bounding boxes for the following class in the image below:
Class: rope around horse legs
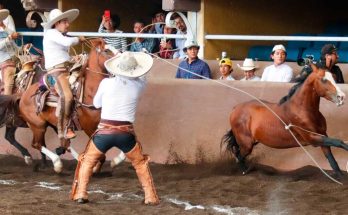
[146,52,344,185]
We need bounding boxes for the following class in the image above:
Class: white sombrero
[0,9,9,22]
[104,51,153,78]
[41,9,79,29]
[238,58,257,71]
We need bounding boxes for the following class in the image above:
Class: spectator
[172,13,187,60]
[158,25,176,59]
[320,44,344,83]
[261,44,293,82]
[239,58,261,81]
[218,58,234,80]
[175,39,211,79]
[129,19,155,53]
[98,13,127,52]
[149,10,165,34]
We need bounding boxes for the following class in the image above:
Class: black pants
[93,132,136,154]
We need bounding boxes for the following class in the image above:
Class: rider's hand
[9,32,19,40]
[78,36,86,42]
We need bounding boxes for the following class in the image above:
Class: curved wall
[0,60,347,172]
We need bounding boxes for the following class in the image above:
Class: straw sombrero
[104,51,153,78]
[0,9,9,22]
[41,9,79,29]
[238,58,257,71]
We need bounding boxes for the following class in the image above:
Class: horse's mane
[278,62,325,105]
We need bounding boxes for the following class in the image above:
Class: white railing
[205,34,348,42]
[18,31,348,42]
[17,31,187,39]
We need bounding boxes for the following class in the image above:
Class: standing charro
[0,8,19,95]
[41,8,85,139]
[71,51,160,205]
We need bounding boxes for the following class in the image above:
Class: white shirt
[240,76,261,81]
[93,76,146,123]
[43,29,79,69]
[173,31,186,59]
[219,75,235,80]
[0,15,17,63]
[261,64,293,82]
[2,15,15,34]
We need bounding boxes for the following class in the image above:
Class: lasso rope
[144,51,344,185]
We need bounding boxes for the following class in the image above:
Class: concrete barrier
[0,59,347,172]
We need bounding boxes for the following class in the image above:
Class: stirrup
[65,129,77,139]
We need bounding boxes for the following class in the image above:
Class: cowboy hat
[0,9,9,22]
[238,58,256,71]
[183,39,200,52]
[104,51,153,78]
[41,9,79,29]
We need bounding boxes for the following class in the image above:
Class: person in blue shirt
[175,39,211,79]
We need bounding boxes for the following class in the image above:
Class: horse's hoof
[24,156,32,165]
[53,159,63,173]
[76,198,89,204]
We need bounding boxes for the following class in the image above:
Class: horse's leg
[110,151,126,168]
[31,126,63,173]
[320,146,342,177]
[4,126,32,165]
[322,137,348,151]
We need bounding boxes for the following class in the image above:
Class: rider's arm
[47,29,79,47]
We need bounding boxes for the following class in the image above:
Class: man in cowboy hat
[71,51,160,205]
[42,8,85,139]
[239,58,261,81]
[261,44,293,82]
[0,8,20,95]
[175,39,211,79]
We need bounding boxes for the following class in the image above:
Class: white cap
[272,44,286,52]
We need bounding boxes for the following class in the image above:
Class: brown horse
[18,39,116,172]
[221,63,348,177]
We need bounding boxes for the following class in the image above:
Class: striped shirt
[98,24,127,52]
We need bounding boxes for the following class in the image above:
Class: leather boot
[71,141,104,202]
[126,143,160,205]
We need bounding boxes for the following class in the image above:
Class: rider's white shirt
[261,63,293,82]
[43,29,79,69]
[93,75,146,123]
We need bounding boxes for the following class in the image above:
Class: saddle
[34,54,88,130]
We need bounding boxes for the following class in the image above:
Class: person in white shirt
[172,13,187,60]
[218,58,235,80]
[42,8,85,140]
[239,58,261,81]
[71,52,160,205]
[0,8,19,95]
[261,44,293,82]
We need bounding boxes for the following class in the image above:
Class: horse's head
[310,63,345,106]
[87,38,115,72]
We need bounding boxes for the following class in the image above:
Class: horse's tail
[0,95,25,127]
[220,129,240,157]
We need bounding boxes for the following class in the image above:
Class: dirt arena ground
[0,154,347,215]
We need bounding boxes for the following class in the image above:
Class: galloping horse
[221,63,348,177]
[18,39,115,172]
